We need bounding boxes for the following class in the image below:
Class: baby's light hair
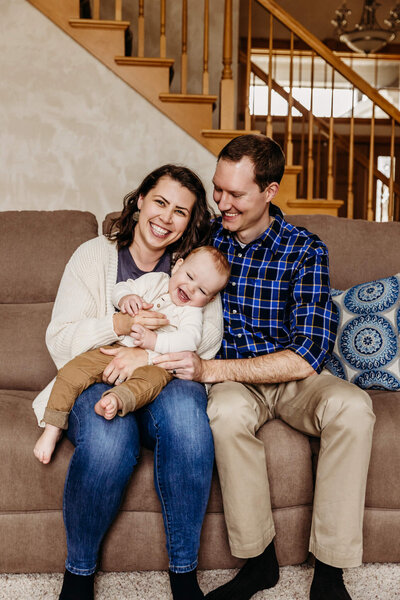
[187,246,231,288]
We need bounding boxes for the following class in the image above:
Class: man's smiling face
[212,157,278,245]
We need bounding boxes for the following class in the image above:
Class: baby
[34,246,230,464]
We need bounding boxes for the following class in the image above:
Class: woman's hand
[153,351,204,381]
[113,310,169,336]
[100,346,148,385]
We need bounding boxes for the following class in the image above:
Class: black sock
[58,569,95,600]
[169,569,204,600]
[205,540,279,600]
[310,559,352,600]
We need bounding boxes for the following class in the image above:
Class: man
[155,134,375,600]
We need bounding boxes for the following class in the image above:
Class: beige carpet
[0,564,399,600]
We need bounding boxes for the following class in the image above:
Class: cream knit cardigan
[32,236,224,426]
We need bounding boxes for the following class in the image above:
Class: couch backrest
[0,211,98,391]
[286,214,400,290]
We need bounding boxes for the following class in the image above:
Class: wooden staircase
[26,0,400,219]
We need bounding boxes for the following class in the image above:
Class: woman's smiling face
[135,176,196,251]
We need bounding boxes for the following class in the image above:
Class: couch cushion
[326,276,400,390]
[285,215,400,290]
[0,211,98,303]
[365,390,400,509]
[0,304,56,390]
[0,211,98,390]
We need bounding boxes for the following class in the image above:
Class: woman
[33,165,222,600]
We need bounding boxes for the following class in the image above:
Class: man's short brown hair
[218,134,285,191]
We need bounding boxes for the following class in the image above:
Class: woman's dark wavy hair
[105,164,213,260]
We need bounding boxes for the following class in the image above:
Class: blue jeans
[64,379,214,575]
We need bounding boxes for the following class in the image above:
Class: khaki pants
[207,369,375,568]
[44,344,172,429]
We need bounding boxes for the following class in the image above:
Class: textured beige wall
[0,0,221,229]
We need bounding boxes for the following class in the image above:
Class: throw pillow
[325,275,400,390]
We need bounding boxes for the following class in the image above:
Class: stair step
[285,198,344,216]
[201,129,261,154]
[69,18,130,31]
[115,56,174,69]
[159,93,217,105]
[201,129,260,138]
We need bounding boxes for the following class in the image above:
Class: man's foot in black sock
[205,540,279,600]
[58,569,95,600]
[169,568,204,600]
[310,559,352,600]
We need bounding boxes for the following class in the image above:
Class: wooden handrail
[255,0,400,124]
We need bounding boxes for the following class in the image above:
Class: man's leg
[275,370,375,599]
[136,378,214,600]
[59,383,141,600]
[205,381,279,600]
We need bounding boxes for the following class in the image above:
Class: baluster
[300,115,306,197]
[181,0,188,94]
[138,0,144,57]
[367,60,379,221]
[388,118,395,221]
[266,14,273,138]
[202,0,209,94]
[367,103,375,221]
[244,0,252,131]
[286,32,294,165]
[220,0,234,130]
[307,52,314,199]
[160,0,166,58]
[115,0,122,21]
[93,0,100,19]
[316,129,321,198]
[327,67,335,200]
[347,86,355,218]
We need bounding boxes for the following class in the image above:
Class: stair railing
[242,0,400,221]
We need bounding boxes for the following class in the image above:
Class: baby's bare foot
[94,393,121,420]
[33,424,62,464]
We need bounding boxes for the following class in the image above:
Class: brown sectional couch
[1,209,399,574]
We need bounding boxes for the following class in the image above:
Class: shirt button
[156,303,160,308]
[238,334,242,338]
[232,310,237,314]
[232,282,236,287]
[238,253,242,258]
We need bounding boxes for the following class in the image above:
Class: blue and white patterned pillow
[325,275,400,391]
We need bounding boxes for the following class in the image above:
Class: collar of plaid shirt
[211,203,338,370]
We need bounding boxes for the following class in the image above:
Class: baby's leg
[34,424,62,464]
[94,393,123,420]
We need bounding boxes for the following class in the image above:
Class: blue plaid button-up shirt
[212,204,338,372]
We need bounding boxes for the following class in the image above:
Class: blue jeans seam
[64,408,99,575]
[145,407,174,565]
[169,559,198,573]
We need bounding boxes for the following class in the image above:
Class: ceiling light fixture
[331,0,400,53]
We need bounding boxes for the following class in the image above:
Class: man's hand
[130,324,157,351]
[153,351,204,381]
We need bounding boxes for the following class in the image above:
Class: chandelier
[331,0,400,53]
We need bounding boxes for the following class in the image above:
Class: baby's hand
[131,324,157,351]
[119,294,144,316]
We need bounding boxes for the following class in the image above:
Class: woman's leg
[136,379,214,573]
[64,383,141,575]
